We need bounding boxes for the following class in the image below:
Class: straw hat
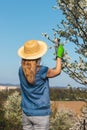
[18,40,48,59]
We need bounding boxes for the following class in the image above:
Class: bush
[50,107,77,130]
[4,91,22,129]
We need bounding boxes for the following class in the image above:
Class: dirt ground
[51,101,86,116]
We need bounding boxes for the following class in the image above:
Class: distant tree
[50,87,87,101]
[42,0,87,87]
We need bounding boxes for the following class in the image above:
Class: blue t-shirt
[19,66,51,116]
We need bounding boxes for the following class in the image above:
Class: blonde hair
[21,59,40,84]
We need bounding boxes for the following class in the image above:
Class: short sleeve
[40,66,49,79]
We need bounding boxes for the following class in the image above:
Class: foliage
[50,101,87,130]
[50,87,87,101]
[0,90,11,129]
[0,101,6,130]
[4,91,22,129]
[50,107,77,130]
[42,0,87,86]
[69,103,87,130]
[0,89,87,129]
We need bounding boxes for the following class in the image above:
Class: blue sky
[0,0,84,87]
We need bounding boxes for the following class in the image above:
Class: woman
[18,40,64,130]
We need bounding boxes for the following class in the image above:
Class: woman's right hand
[47,44,64,78]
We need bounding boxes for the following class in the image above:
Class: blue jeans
[22,112,50,130]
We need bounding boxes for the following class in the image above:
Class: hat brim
[18,40,48,59]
